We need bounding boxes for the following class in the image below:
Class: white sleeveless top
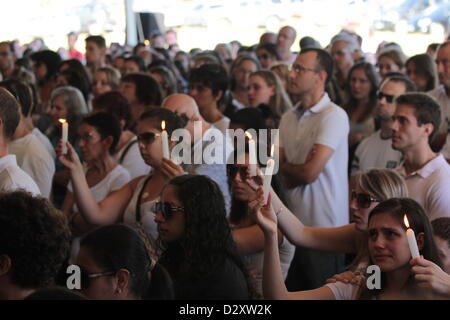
[123,176,159,242]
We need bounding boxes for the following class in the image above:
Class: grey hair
[50,86,88,122]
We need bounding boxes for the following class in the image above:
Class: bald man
[162,94,232,213]
[276,26,297,65]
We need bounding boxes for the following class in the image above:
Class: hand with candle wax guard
[410,256,450,297]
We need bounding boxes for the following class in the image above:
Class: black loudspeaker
[136,12,165,40]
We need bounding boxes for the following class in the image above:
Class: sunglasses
[228,165,249,180]
[377,91,395,103]
[152,201,184,220]
[351,190,383,209]
[137,132,161,145]
[80,269,115,289]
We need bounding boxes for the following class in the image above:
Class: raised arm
[252,193,335,300]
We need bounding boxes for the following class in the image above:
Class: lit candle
[246,131,257,176]
[263,145,275,203]
[59,119,68,154]
[161,121,170,159]
[404,214,420,259]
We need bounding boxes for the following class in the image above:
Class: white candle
[263,159,275,203]
[161,121,170,159]
[404,214,420,259]
[59,119,68,154]
[246,131,257,176]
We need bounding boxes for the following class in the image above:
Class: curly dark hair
[159,174,257,299]
[0,190,71,288]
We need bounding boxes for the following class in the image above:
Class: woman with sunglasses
[255,196,444,299]
[76,224,174,300]
[228,149,294,297]
[154,174,256,299]
[252,168,408,277]
[256,43,280,69]
[58,108,185,243]
[61,112,130,236]
[247,70,292,128]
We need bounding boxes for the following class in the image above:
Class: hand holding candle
[404,214,420,259]
[161,120,170,159]
[245,131,257,176]
[263,145,275,203]
[59,118,68,154]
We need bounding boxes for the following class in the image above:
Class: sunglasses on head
[152,201,184,220]
[377,91,395,103]
[80,269,115,289]
[351,190,383,209]
[137,132,161,145]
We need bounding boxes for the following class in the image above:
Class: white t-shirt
[213,116,230,135]
[114,136,151,180]
[9,133,55,198]
[68,164,130,212]
[0,154,40,196]
[279,93,350,227]
[123,176,159,242]
[325,281,358,300]
[428,85,450,135]
[396,154,450,220]
[351,130,403,176]
[32,127,56,159]
[241,235,295,296]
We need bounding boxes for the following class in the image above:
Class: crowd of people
[0,24,450,300]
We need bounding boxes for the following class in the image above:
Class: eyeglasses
[351,190,383,209]
[377,91,395,103]
[80,269,115,289]
[137,132,161,145]
[152,201,184,220]
[291,64,319,74]
[257,53,270,60]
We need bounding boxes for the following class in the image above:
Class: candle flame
[161,121,166,130]
[144,39,150,46]
[404,214,410,229]
[245,131,253,140]
[58,118,67,124]
[270,144,275,157]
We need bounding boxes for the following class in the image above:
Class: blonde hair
[96,67,120,89]
[356,168,408,200]
[250,70,292,119]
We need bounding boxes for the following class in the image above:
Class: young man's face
[390,104,430,152]
[85,41,105,65]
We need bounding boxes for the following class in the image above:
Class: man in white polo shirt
[279,48,349,290]
[1,80,55,197]
[350,76,416,175]
[0,88,40,196]
[391,93,450,220]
